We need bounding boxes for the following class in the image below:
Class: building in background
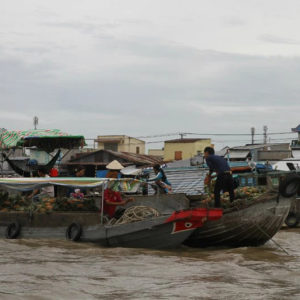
[291,124,300,158]
[63,149,162,176]
[148,148,164,159]
[292,124,300,140]
[228,143,291,162]
[163,138,212,161]
[95,135,145,154]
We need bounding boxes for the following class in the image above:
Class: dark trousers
[214,173,235,207]
[152,182,167,194]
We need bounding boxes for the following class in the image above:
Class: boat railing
[236,170,300,187]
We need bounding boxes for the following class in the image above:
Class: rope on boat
[233,204,290,255]
[252,221,290,255]
[107,206,160,226]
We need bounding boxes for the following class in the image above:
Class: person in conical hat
[106,160,124,178]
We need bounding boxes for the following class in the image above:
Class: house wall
[164,139,211,161]
[264,144,290,151]
[118,136,145,154]
[97,135,145,154]
[148,149,164,157]
[97,142,105,150]
[257,150,292,161]
[229,143,291,161]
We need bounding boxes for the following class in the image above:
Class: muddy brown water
[0,229,299,300]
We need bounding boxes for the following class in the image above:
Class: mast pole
[101,180,107,224]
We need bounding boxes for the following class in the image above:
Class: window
[287,163,296,170]
[175,151,182,160]
[104,143,118,151]
[136,147,140,154]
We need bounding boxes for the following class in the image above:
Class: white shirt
[40,175,55,197]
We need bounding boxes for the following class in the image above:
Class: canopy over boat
[0,177,142,193]
[0,129,85,151]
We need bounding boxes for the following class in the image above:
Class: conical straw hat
[106,160,124,170]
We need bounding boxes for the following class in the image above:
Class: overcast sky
[1,0,300,149]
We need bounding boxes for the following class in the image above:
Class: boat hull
[0,210,206,249]
[0,194,222,249]
[82,216,196,249]
[185,196,291,247]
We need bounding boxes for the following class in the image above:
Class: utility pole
[33,116,39,130]
[251,127,255,144]
[179,133,186,139]
[263,125,268,144]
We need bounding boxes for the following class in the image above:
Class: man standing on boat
[204,147,234,208]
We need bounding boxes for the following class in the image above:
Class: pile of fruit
[0,192,29,212]
[200,186,268,209]
[0,191,98,213]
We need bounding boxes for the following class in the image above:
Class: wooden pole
[101,180,107,224]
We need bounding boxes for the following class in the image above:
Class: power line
[135,133,183,139]
[85,136,296,148]
[186,131,294,136]
[84,131,297,148]
[135,131,295,139]
[212,138,295,143]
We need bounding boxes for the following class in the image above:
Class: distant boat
[0,129,85,177]
[272,158,300,172]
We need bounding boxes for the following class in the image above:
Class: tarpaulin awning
[228,150,250,159]
[0,177,142,193]
[0,129,85,151]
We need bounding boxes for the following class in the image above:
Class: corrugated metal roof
[230,143,290,150]
[68,149,162,166]
[292,124,300,132]
[147,167,206,195]
[215,147,229,157]
[166,159,192,168]
[112,151,162,165]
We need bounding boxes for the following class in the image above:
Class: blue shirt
[205,154,230,174]
[148,171,171,186]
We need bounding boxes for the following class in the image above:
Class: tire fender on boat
[279,175,300,198]
[285,212,299,228]
[66,223,82,242]
[5,222,21,239]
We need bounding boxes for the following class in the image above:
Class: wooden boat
[285,196,300,227]
[184,175,300,248]
[0,177,222,249]
[236,171,300,228]
[185,193,291,247]
[0,128,85,177]
[0,207,222,249]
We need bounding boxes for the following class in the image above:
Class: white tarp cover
[292,150,300,159]
[0,177,142,193]
[120,165,142,176]
[228,150,250,159]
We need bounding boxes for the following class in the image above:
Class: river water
[0,229,299,300]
